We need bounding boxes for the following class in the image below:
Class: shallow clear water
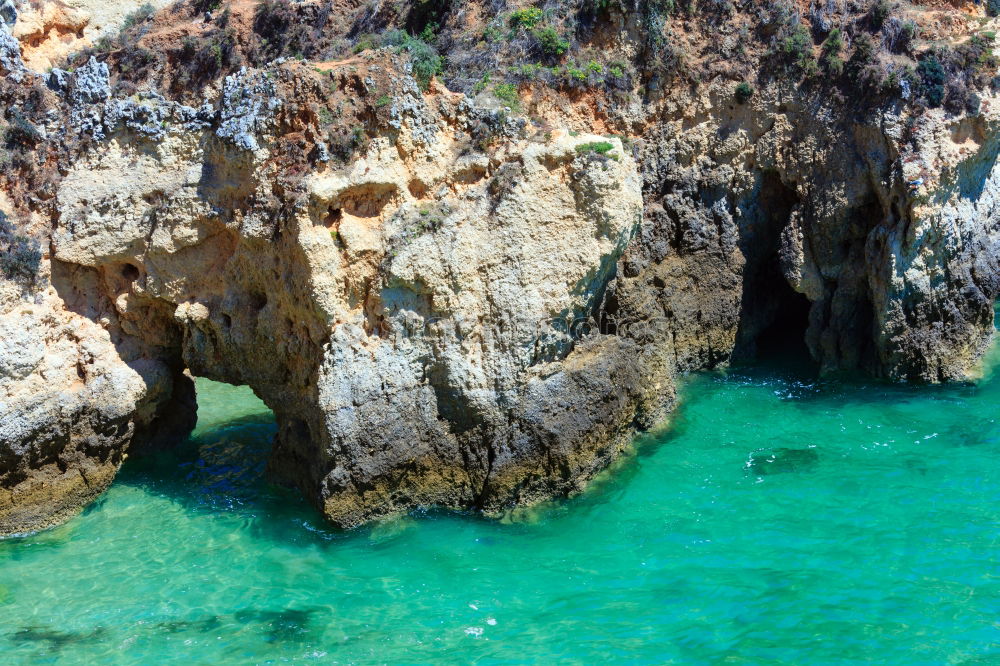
[3,355,1000,664]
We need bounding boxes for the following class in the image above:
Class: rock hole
[249,292,268,312]
[121,263,140,281]
[754,288,812,361]
[408,179,428,199]
[453,165,488,184]
[337,184,397,219]
[127,378,278,498]
[323,207,342,228]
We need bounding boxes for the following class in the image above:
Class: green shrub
[989,0,1000,17]
[735,81,753,103]
[118,45,159,75]
[917,55,946,107]
[493,83,520,109]
[382,32,442,90]
[121,3,155,31]
[533,27,570,56]
[510,63,545,80]
[870,0,891,28]
[847,32,877,82]
[408,40,442,89]
[94,36,116,53]
[482,25,503,42]
[782,26,810,56]
[509,8,544,29]
[968,32,997,73]
[124,3,155,29]
[172,31,239,91]
[900,20,918,50]
[353,33,378,54]
[822,28,843,57]
[822,29,845,77]
[419,22,439,44]
[575,141,617,159]
[853,33,876,66]
[781,25,815,73]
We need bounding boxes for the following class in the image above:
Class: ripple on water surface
[2,364,1000,663]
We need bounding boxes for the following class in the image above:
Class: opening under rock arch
[124,377,280,512]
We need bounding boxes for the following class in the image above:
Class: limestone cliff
[1,0,999,535]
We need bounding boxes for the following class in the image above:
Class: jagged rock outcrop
[3,54,654,533]
[3,0,1000,535]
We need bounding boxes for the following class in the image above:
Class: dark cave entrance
[752,277,813,362]
[734,171,815,367]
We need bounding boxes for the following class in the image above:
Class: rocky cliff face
[613,86,1000,383]
[2,0,999,535]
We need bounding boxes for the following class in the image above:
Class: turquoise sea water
[3,352,1000,664]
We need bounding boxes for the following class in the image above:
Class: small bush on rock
[576,141,618,159]
[493,83,520,110]
[870,0,892,28]
[0,212,41,283]
[382,31,442,90]
[509,8,544,29]
[121,3,156,31]
[821,28,844,75]
[781,25,816,75]
[533,27,570,56]
[735,81,753,103]
[917,55,946,107]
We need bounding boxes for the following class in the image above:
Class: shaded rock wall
[610,87,1000,383]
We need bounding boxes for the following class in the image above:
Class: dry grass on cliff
[45,0,998,122]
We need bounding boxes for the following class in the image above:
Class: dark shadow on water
[8,625,107,654]
[232,607,321,643]
[3,411,343,654]
[159,616,223,634]
[7,607,323,657]
[745,447,820,476]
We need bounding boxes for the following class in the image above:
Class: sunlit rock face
[3,54,649,533]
